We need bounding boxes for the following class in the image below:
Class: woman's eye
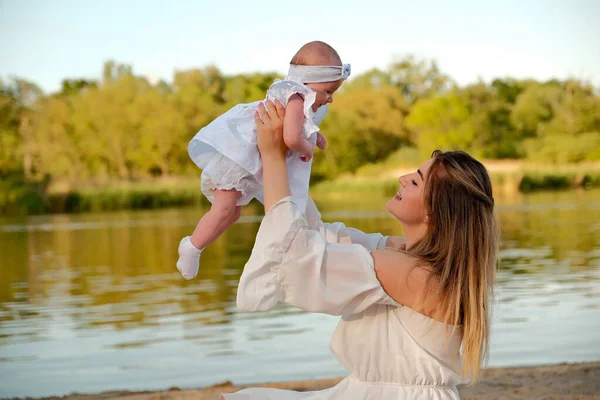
[412,180,417,186]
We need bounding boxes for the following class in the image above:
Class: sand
[17,362,600,400]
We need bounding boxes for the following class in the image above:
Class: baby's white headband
[286,63,351,84]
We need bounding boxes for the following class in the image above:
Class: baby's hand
[316,132,327,150]
[300,147,314,162]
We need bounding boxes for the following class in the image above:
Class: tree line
[1,56,599,187]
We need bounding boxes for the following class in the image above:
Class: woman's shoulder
[372,249,442,318]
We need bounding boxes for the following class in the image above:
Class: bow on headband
[286,63,351,84]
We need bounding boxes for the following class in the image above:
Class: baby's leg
[191,189,241,248]
[177,189,241,280]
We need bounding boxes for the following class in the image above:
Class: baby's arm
[283,94,315,159]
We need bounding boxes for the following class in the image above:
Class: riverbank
[2,161,599,216]
[22,362,600,400]
[312,160,600,197]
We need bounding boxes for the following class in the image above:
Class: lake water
[1,189,599,397]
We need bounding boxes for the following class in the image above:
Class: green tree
[59,79,97,97]
[510,81,562,137]
[3,56,600,207]
[462,82,520,158]
[407,92,476,158]
[29,94,79,180]
[136,90,186,176]
[0,80,22,175]
[173,66,226,134]
[540,80,600,137]
[7,78,44,179]
[388,55,452,104]
[522,80,600,162]
[222,72,281,106]
[312,80,410,180]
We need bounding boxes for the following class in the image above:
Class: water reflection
[0,190,599,397]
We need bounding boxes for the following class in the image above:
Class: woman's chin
[386,199,400,217]
[387,195,401,207]
[386,199,393,210]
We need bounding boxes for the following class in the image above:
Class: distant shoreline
[312,160,600,196]
[2,160,600,216]
[19,362,600,400]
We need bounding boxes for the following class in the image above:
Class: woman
[221,100,499,399]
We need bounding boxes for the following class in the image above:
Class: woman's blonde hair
[410,150,499,383]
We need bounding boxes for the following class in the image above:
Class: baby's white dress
[188,80,327,210]
[222,197,466,399]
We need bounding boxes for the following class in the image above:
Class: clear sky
[1,0,599,93]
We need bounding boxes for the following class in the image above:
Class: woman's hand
[254,100,292,212]
[255,100,287,160]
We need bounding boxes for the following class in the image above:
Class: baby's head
[289,41,349,110]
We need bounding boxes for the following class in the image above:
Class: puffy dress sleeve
[266,80,323,139]
[304,197,388,251]
[236,197,399,316]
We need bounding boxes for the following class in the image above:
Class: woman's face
[386,158,434,226]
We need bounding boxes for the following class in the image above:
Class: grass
[0,177,209,216]
[518,166,600,191]
[2,160,599,216]
[46,178,209,214]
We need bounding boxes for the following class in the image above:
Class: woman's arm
[255,101,291,212]
[305,197,404,251]
[283,94,315,159]
[373,249,440,318]
[251,101,432,316]
[236,196,430,316]
[236,197,400,315]
[257,103,407,251]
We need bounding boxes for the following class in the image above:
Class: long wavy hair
[409,150,499,383]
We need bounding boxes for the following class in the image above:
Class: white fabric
[286,63,351,83]
[176,236,203,280]
[188,80,327,210]
[304,198,389,251]
[223,197,466,399]
[200,153,262,206]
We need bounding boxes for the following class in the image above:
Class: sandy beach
[25,362,599,400]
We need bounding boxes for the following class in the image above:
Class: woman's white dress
[223,197,466,399]
[188,80,327,210]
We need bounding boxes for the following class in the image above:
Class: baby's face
[306,79,344,111]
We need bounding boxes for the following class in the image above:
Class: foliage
[2,56,599,214]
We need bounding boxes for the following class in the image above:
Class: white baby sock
[176,236,203,280]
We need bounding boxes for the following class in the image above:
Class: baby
[177,41,350,279]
